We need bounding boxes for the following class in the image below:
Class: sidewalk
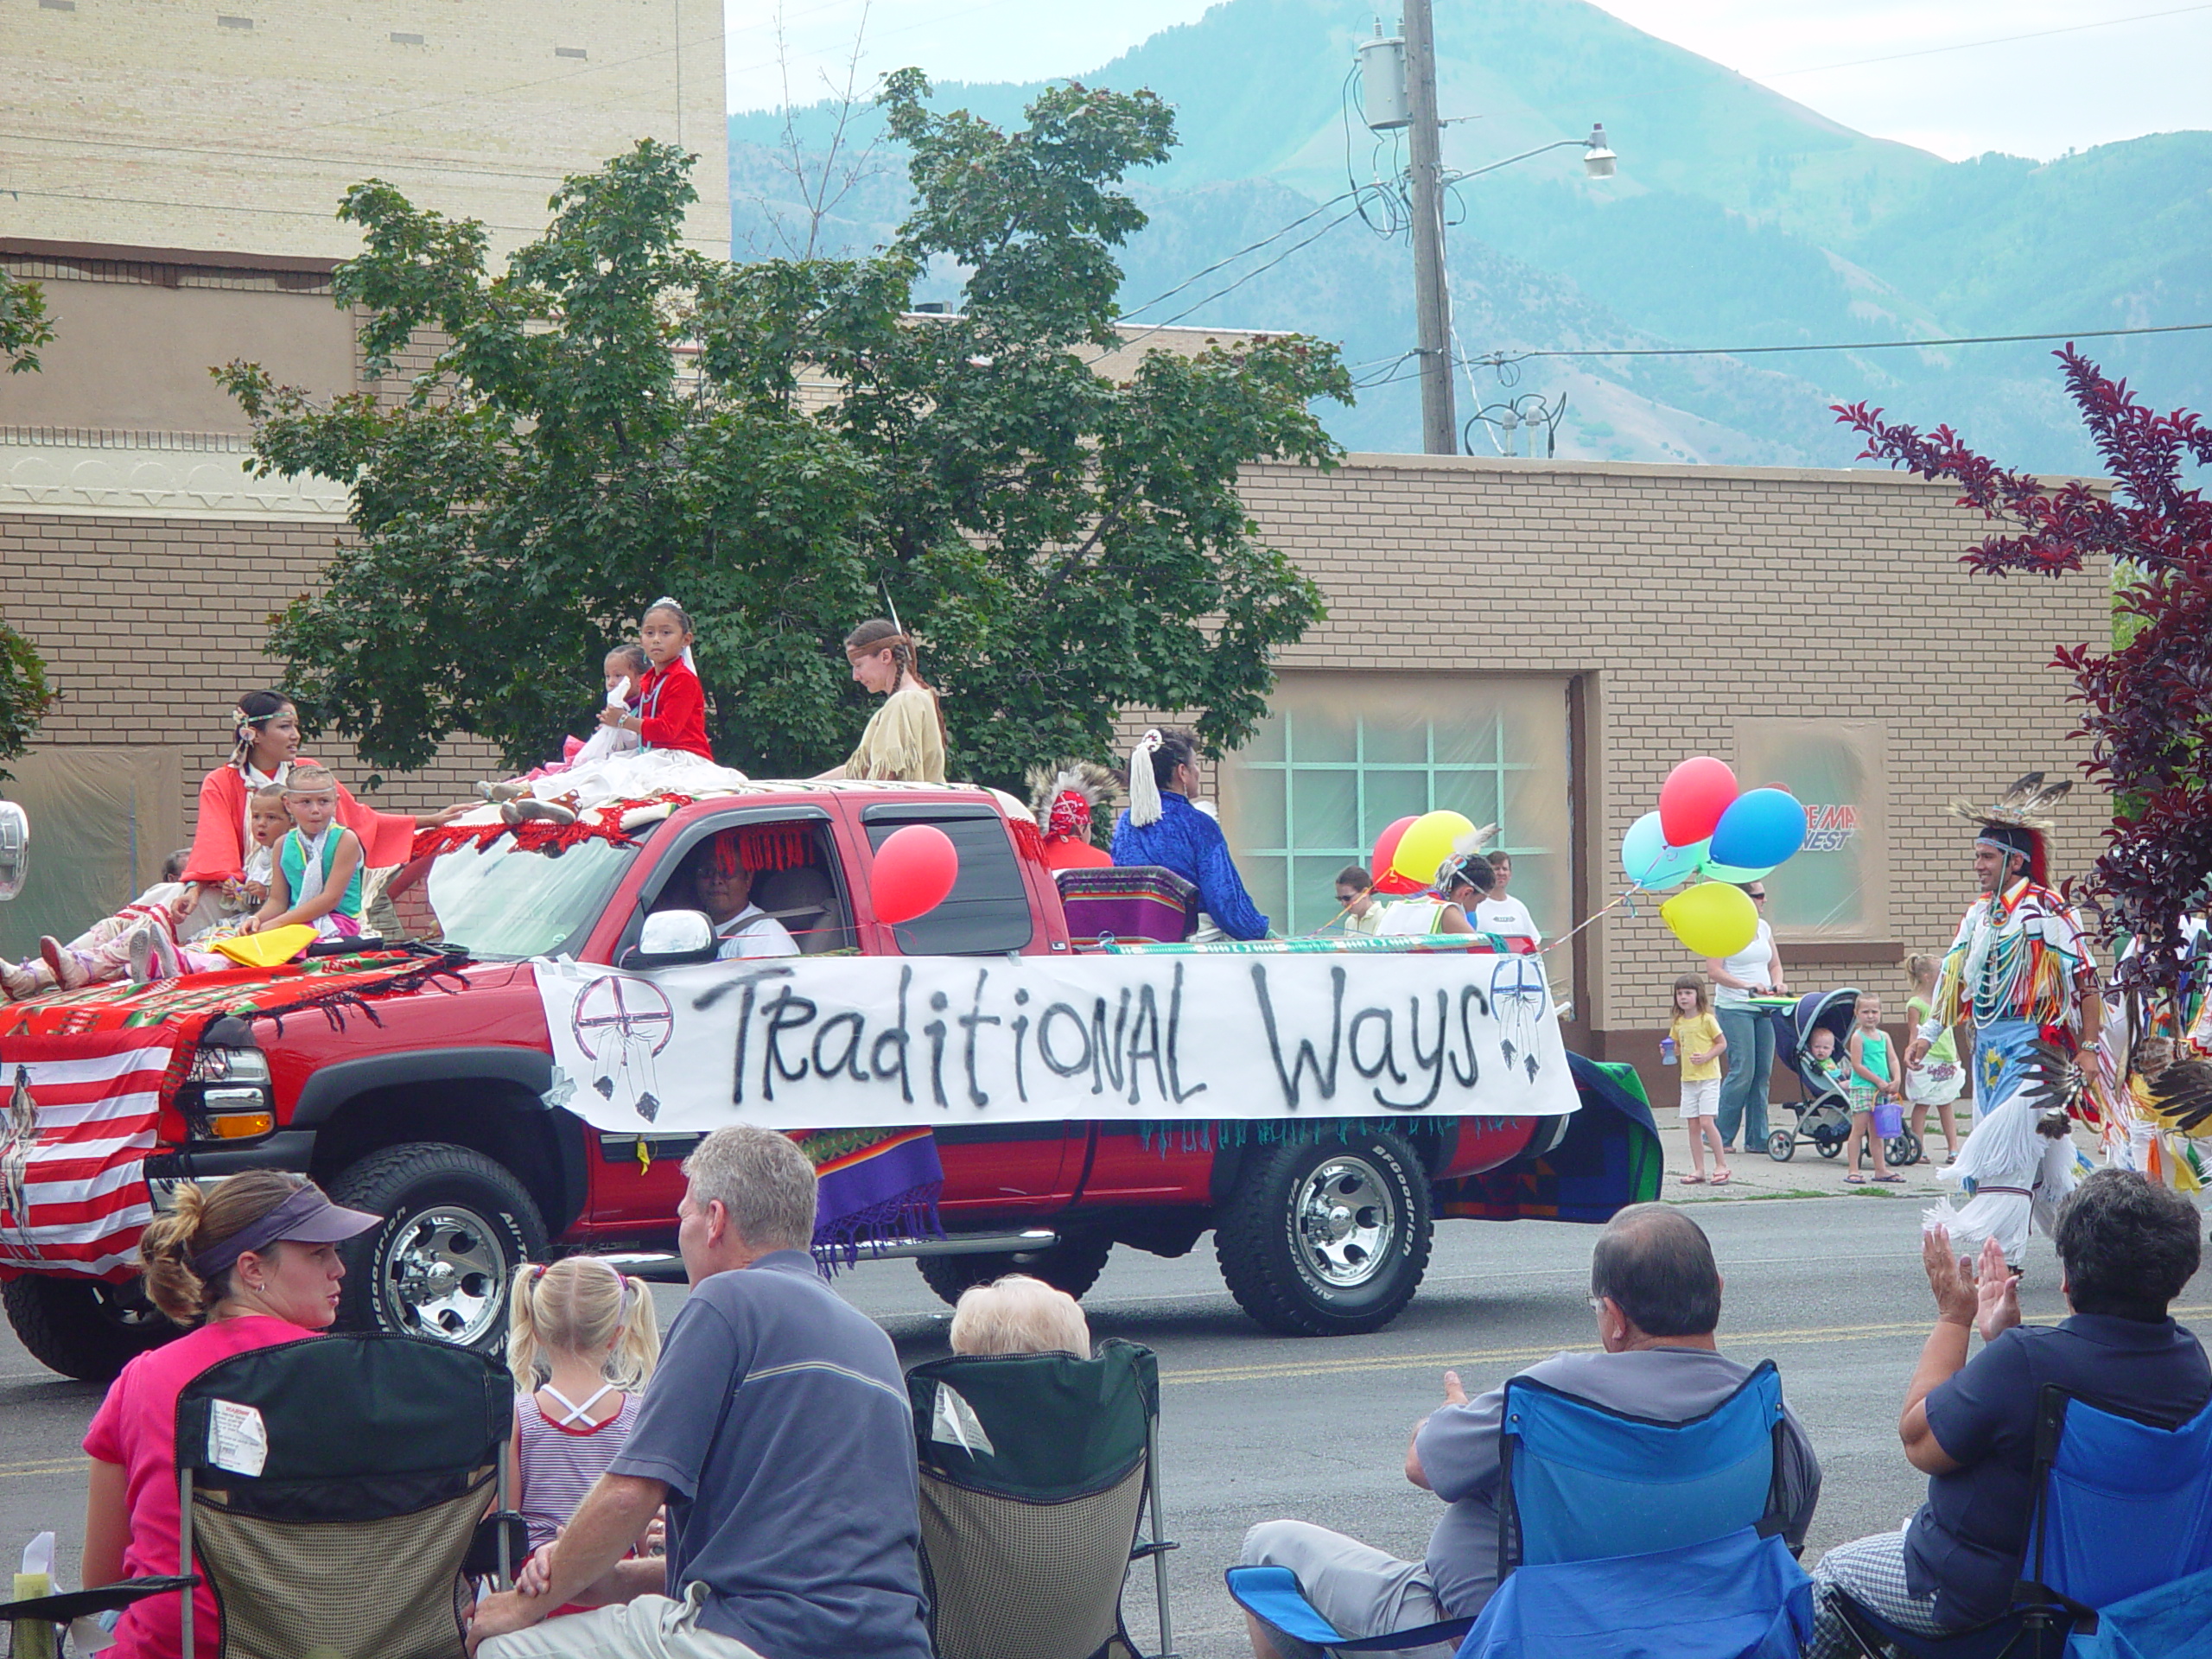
[1645,1097,1995,1205]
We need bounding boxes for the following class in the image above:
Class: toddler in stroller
[1764,988,1923,1166]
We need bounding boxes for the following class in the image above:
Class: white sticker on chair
[931,1383,995,1459]
[207,1399,268,1478]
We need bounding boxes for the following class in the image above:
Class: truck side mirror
[622,908,719,969]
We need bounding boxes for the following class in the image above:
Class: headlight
[188,1046,270,1084]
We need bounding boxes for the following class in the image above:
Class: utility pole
[1402,0,1456,455]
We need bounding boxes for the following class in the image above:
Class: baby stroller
[1764,988,1922,1166]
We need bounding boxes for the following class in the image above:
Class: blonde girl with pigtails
[506,1256,664,1556]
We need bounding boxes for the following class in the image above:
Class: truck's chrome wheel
[1293,1154,1398,1289]
[382,1205,505,1345]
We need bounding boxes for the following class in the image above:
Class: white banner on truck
[533,950,1579,1133]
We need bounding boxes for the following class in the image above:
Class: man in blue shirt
[1805,1169,2209,1656]
[469,1124,932,1659]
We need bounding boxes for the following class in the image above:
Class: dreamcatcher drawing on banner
[1491,957,1548,1083]
[572,976,676,1125]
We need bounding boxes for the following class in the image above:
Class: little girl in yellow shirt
[1669,975,1732,1184]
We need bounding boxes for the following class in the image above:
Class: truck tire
[328,1143,546,1357]
[3,1275,175,1382]
[1215,1132,1433,1337]
[916,1230,1114,1306]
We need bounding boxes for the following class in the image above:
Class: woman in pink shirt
[80,1171,379,1659]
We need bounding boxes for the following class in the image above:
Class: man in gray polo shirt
[469,1124,932,1659]
[1240,1205,1822,1658]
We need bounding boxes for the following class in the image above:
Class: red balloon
[1658,757,1739,846]
[871,824,959,925]
[1370,817,1422,897]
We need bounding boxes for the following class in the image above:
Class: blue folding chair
[1458,1359,1811,1659]
[1226,1362,1805,1659]
[1834,1387,2212,1659]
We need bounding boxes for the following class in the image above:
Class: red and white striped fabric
[0,1031,175,1280]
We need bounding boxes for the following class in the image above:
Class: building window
[555,45,588,58]
[1735,717,1890,942]
[1218,672,1572,938]
[216,13,253,27]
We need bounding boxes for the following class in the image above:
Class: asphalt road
[3,1194,2197,1658]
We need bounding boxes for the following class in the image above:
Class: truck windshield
[407,836,641,960]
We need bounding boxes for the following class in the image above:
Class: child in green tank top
[246,764,365,940]
[1842,991,1900,1183]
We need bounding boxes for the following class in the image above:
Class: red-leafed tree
[1835,346,2212,1007]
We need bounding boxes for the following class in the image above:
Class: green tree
[0,270,57,776]
[225,75,1346,786]
[0,269,54,374]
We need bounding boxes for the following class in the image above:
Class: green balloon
[1701,858,1776,884]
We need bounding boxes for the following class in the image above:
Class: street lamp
[1583,124,1617,179]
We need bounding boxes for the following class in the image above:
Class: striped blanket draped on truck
[0,954,467,1281]
[0,1033,173,1279]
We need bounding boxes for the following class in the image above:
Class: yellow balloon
[1391,810,1477,886]
[1660,881,1758,959]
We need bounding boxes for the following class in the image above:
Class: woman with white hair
[950,1274,1093,1357]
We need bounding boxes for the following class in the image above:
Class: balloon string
[1304,885,1376,938]
[1538,884,1640,957]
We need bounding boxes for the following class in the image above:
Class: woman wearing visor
[79,1172,380,1659]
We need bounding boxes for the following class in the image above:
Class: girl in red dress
[604,598,711,760]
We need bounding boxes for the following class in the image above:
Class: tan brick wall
[3,449,2111,1071]
[1233,452,2111,1058]
[0,512,501,826]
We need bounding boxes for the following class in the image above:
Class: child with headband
[506,1256,663,1558]
[244,764,365,939]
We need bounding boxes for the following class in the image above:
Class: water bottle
[1660,1035,1677,1066]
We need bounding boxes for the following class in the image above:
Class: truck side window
[645,816,853,956]
[863,813,1034,956]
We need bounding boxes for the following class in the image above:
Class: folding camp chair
[1834,1387,2212,1659]
[173,1332,521,1659]
[1461,1358,1811,1659]
[906,1338,1177,1659]
[1228,1360,1806,1659]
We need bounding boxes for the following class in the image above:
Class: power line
[0,130,586,188]
[1472,320,2212,365]
[0,185,726,251]
[1764,0,2212,77]
[1117,190,1359,319]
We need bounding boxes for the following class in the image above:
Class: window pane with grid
[1217,673,1572,938]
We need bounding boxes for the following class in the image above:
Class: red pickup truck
[0,781,1658,1380]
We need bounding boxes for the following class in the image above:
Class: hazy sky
[724,0,2212,161]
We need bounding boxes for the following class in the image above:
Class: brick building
[0,0,2110,1063]
[1,320,2112,1063]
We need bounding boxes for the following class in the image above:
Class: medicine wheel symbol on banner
[574,976,675,1124]
[1490,956,1548,1083]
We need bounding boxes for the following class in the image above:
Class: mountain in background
[730,0,2212,473]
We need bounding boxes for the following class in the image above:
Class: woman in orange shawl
[181,691,461,890]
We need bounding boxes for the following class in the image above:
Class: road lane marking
[1161,1303,2212,1387]
[0,1459,85,1478]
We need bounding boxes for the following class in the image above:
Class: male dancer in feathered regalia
[1906,775,2101,1268]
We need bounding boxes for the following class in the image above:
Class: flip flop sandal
[1873,1174,1906,1183]
[1712,1171,1732,1185]
[1845,1174,1867,1184]
[1679,1173,1707,1184]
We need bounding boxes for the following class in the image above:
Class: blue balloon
[1621,810,1707,891]
[1709,789,1807,870]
